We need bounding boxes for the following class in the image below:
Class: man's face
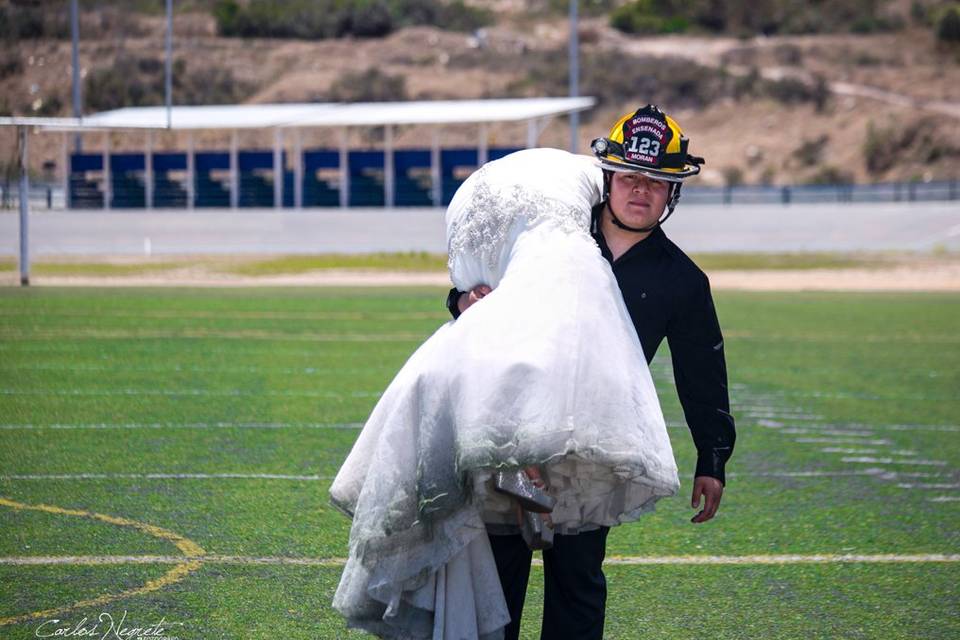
[608,171,671,229]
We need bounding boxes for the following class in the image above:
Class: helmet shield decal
[621,106,673,169]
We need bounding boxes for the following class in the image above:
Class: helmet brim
[595,156,700,183]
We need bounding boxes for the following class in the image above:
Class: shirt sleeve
[446,287,464,319]
[666,270,737,486]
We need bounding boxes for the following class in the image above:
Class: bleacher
[68,147,523,209]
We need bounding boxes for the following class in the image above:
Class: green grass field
[0,287,957,639]
[0,251,906,279]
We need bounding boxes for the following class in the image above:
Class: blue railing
[680,181,959,205]
[4,160,958,210]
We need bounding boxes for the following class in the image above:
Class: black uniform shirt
[590,205,736,486]
[446,205,737,486]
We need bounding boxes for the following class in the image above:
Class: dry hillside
[1,2,958,187]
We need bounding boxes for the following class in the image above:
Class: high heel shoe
[493,469,556,513]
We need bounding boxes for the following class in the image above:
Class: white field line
[0,309,447,321]
[784,428,876,436]
[841,456,948,466]
[0,422,365,430]
[743,411,821,420]
[760,419,960,433]
[896,483,960,490]
[4,469,950,482]
[820,448,919,456]
[0,329,427,342]
[0,420,775,431]
[724,332,960,345]
[1,363,393,375]
[0,473,335,481]
[795,437,892,445]
[929,496,960,502]
[725,469,952,479]
[2,553,958,567]
[857,423,960,433]
[0,389,382,399]
[0,344,413,358]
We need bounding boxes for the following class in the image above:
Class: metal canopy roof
[0,97,596,132]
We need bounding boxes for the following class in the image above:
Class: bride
[329,147,680,639]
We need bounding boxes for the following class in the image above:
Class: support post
[526,118,540,148]
[70,0,82,152]
[339,128,349,209]
[145,130,154,209]
[103,132,111,210]
[568,0,579,153]
[18,126,30,286]
[186,131,195,210]
[273,128,283,210]
[229,129,239,210]
[430,129,441,207]
[293,128,303,209]
[478,123,488,166]
[165,0,173,129]
[384,124,394,208]
[62,131,70,210]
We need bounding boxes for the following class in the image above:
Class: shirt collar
[592,204,666,264]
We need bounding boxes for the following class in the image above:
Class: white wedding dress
[330,148,680,639]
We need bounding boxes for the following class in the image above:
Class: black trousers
[488,526,610,640]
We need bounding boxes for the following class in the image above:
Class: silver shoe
[494,470,556,513]
[520,510,554,551]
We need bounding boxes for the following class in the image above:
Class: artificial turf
[0,287,957,639]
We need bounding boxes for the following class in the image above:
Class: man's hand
[457,284,492,314]
[690,475,723,523]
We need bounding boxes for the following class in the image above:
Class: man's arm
[666,271,737,488]
[445,285,492,319]
[446,287,465,319]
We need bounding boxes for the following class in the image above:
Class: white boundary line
[2,469,951,482]
[761,420,960,433]
[0,309,448,321]
[1,364,394,375]
[0,473,335,481]
[841,456,947,466]
[0,422,365,430]
[795,437,892,445]
[0,389,382,399]
[1,553,958,567]
[0,330,427,342]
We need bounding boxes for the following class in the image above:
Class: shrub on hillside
[518,49,833,112]
[936,4,960,43]
[807,165,854,185]
[0,53,23,79]
[546,0,619,17]
[764,74,830,111]
[85,57,254,111]
[213,0,490,40]
[325,67,408,102]
[0,2,69,40]
[610,0,904,36]
[863,119,960,175]
[610,0,690,34]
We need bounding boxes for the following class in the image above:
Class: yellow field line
[0,497,205,627]
[3,552,958,568]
